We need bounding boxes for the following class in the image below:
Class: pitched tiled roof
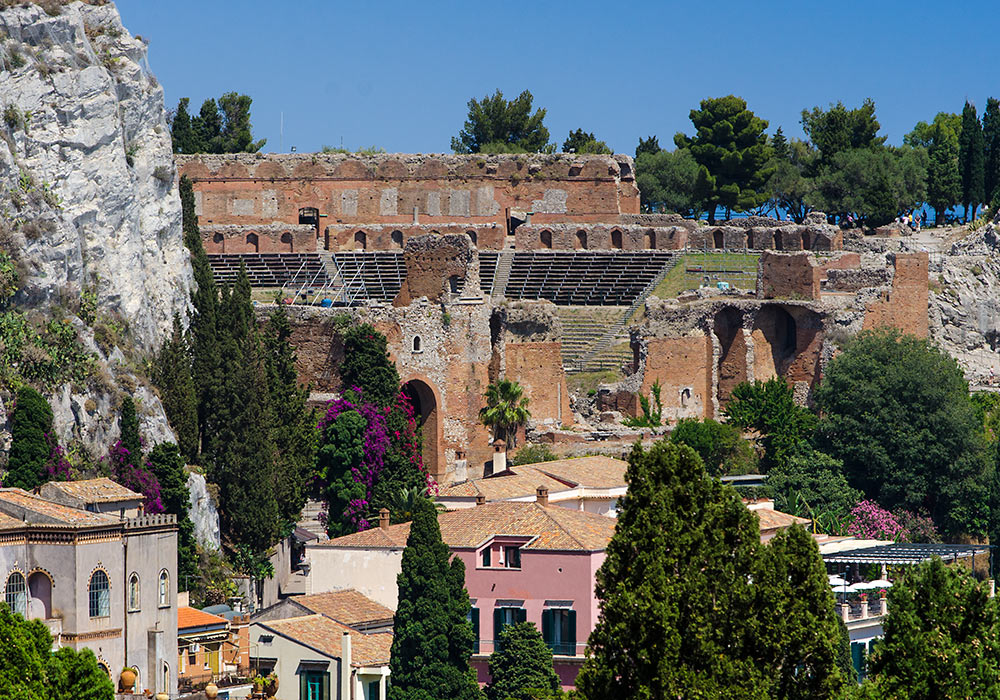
[315,501,615,553]
[755,508,811,532]
[178,606,228,632]
[259,614,392,666]
[0,512,24,531]
[296,590,394,627]
[43,477,142,503]
[438,456,628,502]
[0,489,121,526]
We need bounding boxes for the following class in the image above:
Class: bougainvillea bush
[106,441,164,513]
[314,388,434,537]
[846,500,904,541]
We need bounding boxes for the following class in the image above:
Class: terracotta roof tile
[755,508,811,531]
[42,477,142,503]
[438,456,627,502]
[316,501,614,553]
[260,615,392,666]
[178,606,228,631]
[296,590,394,627]
[0,489,121,527]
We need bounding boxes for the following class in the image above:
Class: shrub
[510,443,559,466]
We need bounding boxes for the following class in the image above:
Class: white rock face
[187,471,221,552]
[0,1,192,349]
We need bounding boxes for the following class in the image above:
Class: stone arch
[611,229,623,249]
[466,230,477,245]
[391,230,404,248]
[412,336,422,352]
[800,230,810,250]
[27,570,52,618]
[280,231,293,252]
[751,305,798,379]
[354,231,367,250]
[773,231,784,250]
[714,307,747,406]
[575,230,588,250]
[540,230,552,249]
[246,232,259,252]
[401,377,444,482]
[644,229,654,249]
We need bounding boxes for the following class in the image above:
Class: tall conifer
[927,124,962,224]
[959,101,986,221]
[983,97,1000,204]
[154,315,199,462]
[6,387,54,491]
[119,396,142,464]
[388,500,483,700]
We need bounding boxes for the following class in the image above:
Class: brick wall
[639,335,714,421]
[757,252,821,300]
[504,342,572,426]
[862,252,929,338]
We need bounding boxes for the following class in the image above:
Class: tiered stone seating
[329,252,406,302]
[478,252,499,296]
[208,253,329,288]
[504,251,676,306]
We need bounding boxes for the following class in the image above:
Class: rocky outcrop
[187,472,221,551]
[0,2,192,454]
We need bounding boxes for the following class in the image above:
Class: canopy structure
[822,542,992,569]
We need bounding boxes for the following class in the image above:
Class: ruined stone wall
[757,252,821,300]
[638,335,715,421]
[325,223,505,251]
[862,252,929,338]
[176,153,638,236]
[687,223,842,252]
[394,234,481,306]
[514,223,688,250]
[201,224,317,254]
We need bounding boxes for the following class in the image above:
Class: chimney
[475,494,486,507]
[493,438,507,475]
[536,486,549,508]
[341,631,352,700]
[379,508,390,530]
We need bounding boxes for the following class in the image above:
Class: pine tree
[263,305,316,524]
[340,323,401,408]
[959,101,986,222]
[119,396,142,465]
[485,621,561,700]
[170,97,196,154]
[154,315,199,462]
[195,98,222,154]
[983,97,1000,204]
[180,175,219,456]
[926,123,962,225]
[146,442,199,591]
[388,499,483,700]
[6,387,54,491]
[772,126,789,161]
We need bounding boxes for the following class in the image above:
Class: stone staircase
[557,308,629,368]
[297,499,328,540]
[490,248,516,301]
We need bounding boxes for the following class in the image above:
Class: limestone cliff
[0,1,192,454]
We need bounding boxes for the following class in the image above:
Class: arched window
[391,230,403,248]
[158,570,169,608]
[5,572,26,617]
[27,572,51,619]
[575,230,587,250]
[540,230,552,249]
[412,336,422,352]
[298,207,319,227]
[611,229,623,249]
[644,229,654,249]
[246,232,259,252]
[212,232,223,244]
[354,231,367,251]
[128,573,140,612]
[89,570,110,618]
[466,230,477,245]
[280,231,293,252]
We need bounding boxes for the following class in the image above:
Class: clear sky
[116,0,996,156]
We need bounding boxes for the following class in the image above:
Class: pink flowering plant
[846,500,904,541]
[105,441,164,513]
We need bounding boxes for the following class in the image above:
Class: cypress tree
[119,396,142,465]
[983,97,1000,204]
[6,387,54,491]
[772,126,789,161]
[154,315,199,462]
[170,97,196,154]
[262,305,316,524]
[485,621,561,700]
[926,123,962,225]
[147,442,199,590]
[959,101,986,222]
[180,175,219,456]
[388,499,483,700]
[341,323,401,408]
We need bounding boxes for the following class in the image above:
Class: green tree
[959,100,986,221]
[147,442,199,589]
[634,147,703,216]
[926,122,962,225]
[675,95,773,223]
[724,377,816,472]
[262,305,316,524]
[859,558,1000,699]
[6,386,54,490]
[767,139,817,223]
[771,126,789,161]
[388,500,483,700]
[635,135,660,158]
[904,111,961,149]
[765,447,859,523]
[218,92,267,153]
[485,621,560,700]
[119,395,142,464]
[669,417,756,476]
[452,90,550,154]
[170,97,197,154]
[577,441,845,699]
[479,379,531,448]
[561,128,611,154]
[341,323,401,408]
[153,314,199,462]
[814,328,993,536]
[984,97,1000,203]
[800,99,886,164]
[0,603,114,699]
[194,98,222,154]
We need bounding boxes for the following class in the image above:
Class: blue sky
[117,0,996,155]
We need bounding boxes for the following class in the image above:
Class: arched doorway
[391,230,403,248]
[246,232,259,252]
[575,230,587,250]
[28,571,51,619]
[540,230,552,249]
[401,379,442,482]
[280,231,293,252]
[354,231,367,250]
[644,229,654,249]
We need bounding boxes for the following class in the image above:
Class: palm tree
[479,379,531,448]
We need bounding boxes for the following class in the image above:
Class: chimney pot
[536,486,549,507]
[475,494,486,507]
[379,508,390,530]
[492,439,507,474]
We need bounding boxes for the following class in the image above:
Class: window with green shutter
[468,607,481,653]
[542,608,577,656]
[493,607,526,651]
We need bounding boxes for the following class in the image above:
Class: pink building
[304,497,615,690]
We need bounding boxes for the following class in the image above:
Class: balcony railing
[178,668,251,693]
[840,598,887,622]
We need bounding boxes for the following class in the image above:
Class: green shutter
[494,608,503,649]
[567,609,577,654]
[851,643,864,683]
[470,607,480,653]
[516,607,527,624]
[542,609,553,646]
